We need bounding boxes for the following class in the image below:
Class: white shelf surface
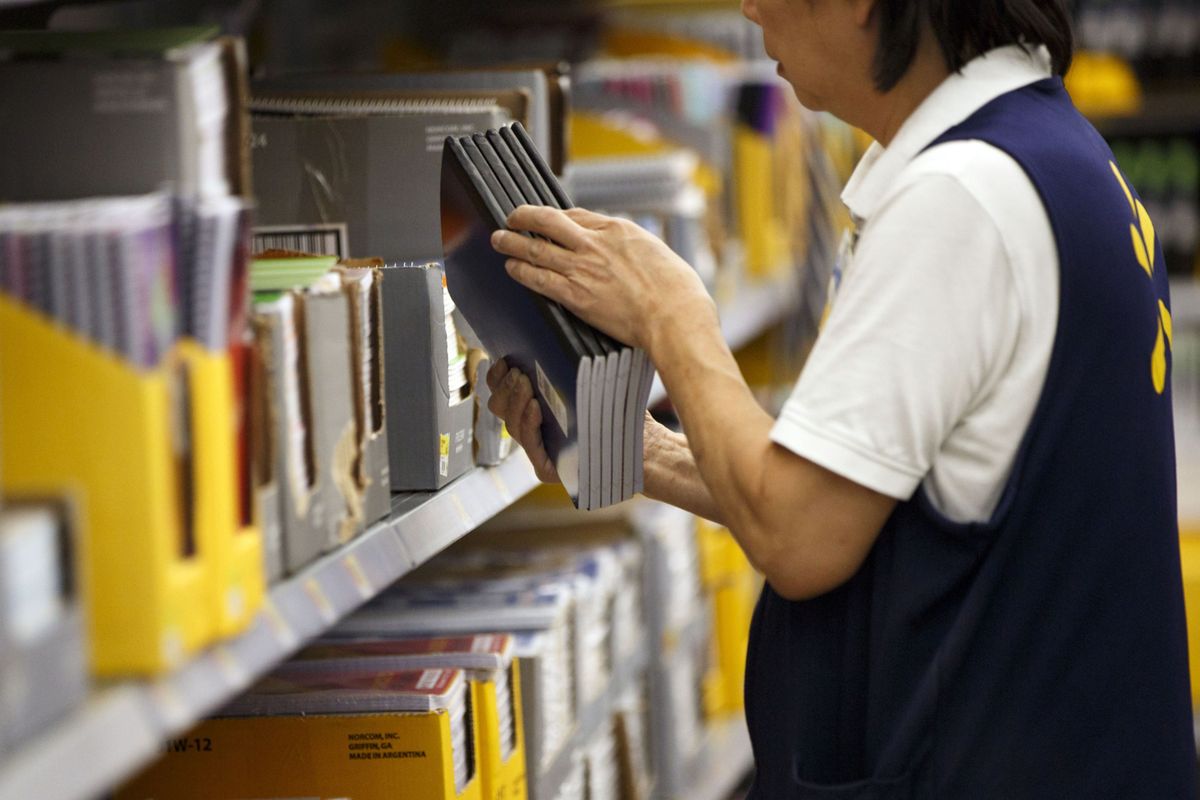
[0,452,541,800]
[0,276,792,800]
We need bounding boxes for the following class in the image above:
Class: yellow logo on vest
[1111,162,1174,394]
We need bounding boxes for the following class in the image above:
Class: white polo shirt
[770,45,1060,524]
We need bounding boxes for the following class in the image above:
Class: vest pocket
[789,763,914,800]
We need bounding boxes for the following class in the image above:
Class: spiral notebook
[440,122,654,510]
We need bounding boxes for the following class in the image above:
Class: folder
[0,295,213,675]
[118,668,482,800]
[376,263,476,491]
[0,501,88,753]
[440,123,654,509]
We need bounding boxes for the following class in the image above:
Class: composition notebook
[440,121,654,510]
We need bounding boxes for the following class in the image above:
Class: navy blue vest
[745,78,1197,799]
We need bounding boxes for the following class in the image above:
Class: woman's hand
[485,358,560,484]
[490,205,717,354]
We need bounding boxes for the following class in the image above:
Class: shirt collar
[841,45,1053,224]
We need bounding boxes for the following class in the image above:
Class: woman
[487,1,1197,796]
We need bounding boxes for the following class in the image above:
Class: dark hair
[873,0,1074,92]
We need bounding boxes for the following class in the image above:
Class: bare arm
[491,206,896,600]
[642,414,725,525]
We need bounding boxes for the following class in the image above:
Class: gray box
[251,106,506,265]
[376,264,475,491]
[0,34,251,202]
[0,501,88,755]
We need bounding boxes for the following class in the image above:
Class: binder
[0,502,88,754]
[375,263,476,491]
[0,295,213,675]
[440,123,654,509]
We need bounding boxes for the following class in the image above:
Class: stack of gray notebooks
[440,122,655,510]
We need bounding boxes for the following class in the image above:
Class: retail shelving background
[0,273,792,800]
[2,0,1199,797]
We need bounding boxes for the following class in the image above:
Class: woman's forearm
[641,416,726,524]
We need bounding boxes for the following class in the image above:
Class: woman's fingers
[486,358,509,391]
[563,206,617,229]
[484,366,559,483]
[504,258,574,307]
[491,229,578,275]
[506,204,589,250]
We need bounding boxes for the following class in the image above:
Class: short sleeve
[771,173,1020,500]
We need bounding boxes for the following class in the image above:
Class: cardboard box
[251,105,507,264]
[286,637,528,800]
[180,340,264,637]
[337,266,391,526]
[376,264,475,490]
[252,296,332,575]
[0,32,251,202]
[0,295,214,675]
[118,707,482,800]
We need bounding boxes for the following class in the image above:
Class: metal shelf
[0,275,793,800]
[0,451,542,800]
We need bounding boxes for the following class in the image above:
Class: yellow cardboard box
[1180,533,1199,708]
[0,295,213,675]
[285,636,527,800]
[179,340,264,638]
[118,708,481,800]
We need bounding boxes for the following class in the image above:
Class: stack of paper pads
[440,122,655,510]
